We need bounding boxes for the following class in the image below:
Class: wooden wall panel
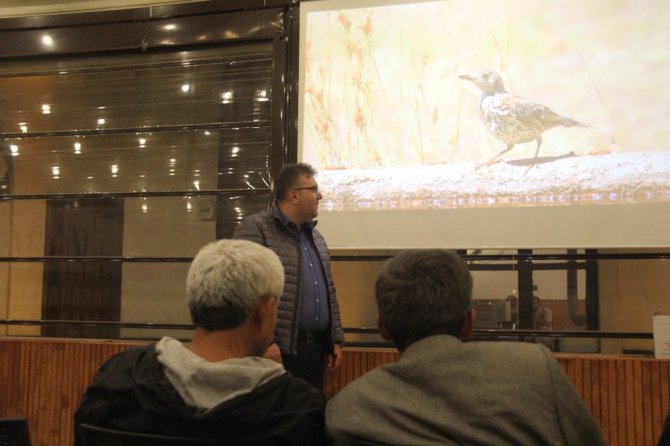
[325,348,399,399]
[0,338,138,446]
[553,355,670,446]
[1,338,669,446]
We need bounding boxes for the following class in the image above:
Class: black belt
[297,331,326,343]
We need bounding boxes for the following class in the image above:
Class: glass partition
[0,27,279,338]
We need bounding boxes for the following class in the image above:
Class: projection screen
[298,0,670,249]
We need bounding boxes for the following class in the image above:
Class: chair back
[0,419,31,446]
[79,424,264,446]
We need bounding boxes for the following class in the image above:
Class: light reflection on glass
[74,142,82,154]
[97,118,105,125]
[52,166,60,177]
[181,84,190,93]
[255,89,269,102]
[221,91,233,104]
[19,122,28,133]
[42,104,51,114]
[41,35,54,47]
[10,145,19,156]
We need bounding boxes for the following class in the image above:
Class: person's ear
[252,296,275,326]
[460,308,476,340]
[376,313,393,341]
[288,188,300,204]
[251,303,263,325]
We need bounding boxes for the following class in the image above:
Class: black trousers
[282,331,327,391]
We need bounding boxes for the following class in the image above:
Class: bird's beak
[458,74,474,81]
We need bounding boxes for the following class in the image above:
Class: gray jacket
[232,203,344,355]
[326,335,605,446]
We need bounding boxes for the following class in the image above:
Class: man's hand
[264,343,282,363]
[326,344,343,372]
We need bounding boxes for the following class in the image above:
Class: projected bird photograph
[300,0,670,213]
[458,70,587,169]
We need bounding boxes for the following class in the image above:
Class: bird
[458,70,587,168]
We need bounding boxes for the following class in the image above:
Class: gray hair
[186,239,284,331]
[375,249,473,351]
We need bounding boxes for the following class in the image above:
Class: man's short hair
[273,162,318,201]
[186,239,284,331]
[375,249,473,351]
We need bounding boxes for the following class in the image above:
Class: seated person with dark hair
[326,249,605,446]
[74,239,326,446]
[533,295,553,329]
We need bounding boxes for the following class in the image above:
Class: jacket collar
[271,201,317,229]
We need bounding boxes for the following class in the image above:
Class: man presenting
[233,162,344,390]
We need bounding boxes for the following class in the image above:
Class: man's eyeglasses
[292,186,319,193]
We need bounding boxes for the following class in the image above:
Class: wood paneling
[552,355,670,446]
[543,299,586,330]
[1,338,669,446]
[0,338,139,446]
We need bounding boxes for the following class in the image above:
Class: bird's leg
[524,136,543,173]
[476,144,514,170]
[532,136,543,160]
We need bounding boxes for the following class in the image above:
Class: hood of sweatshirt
[155,336,285,414]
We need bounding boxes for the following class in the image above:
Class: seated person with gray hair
[326,249,605,446]
[74,239,326,445]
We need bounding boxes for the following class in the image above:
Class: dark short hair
[375,249,473,351]
[273,162,317,201]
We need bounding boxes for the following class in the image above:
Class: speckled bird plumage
[459,70,586,166]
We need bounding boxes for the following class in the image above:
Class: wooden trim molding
[1,338,668,446]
